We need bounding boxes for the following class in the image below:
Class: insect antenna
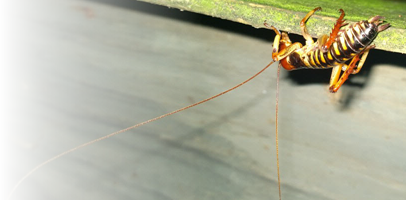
[7,60,275,200]
[275,63,282,200]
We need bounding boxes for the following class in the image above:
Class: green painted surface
[139,0,406,54]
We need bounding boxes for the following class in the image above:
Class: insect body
[265,7,390,92]
[266,7,389,200]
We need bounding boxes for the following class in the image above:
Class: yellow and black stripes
[288,20,380,70]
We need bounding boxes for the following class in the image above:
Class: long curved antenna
[275,64,282,200]
[7,60,275,199]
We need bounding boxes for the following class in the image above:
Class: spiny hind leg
[323,9,347,52]
[300,7,322,46]
[351,45,374,74]
[264,23,302,61]
[329,46,373,92]
[330,55,359,93]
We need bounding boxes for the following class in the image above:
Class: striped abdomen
[289,17,385,70]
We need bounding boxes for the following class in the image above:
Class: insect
[265,7,390,93]
[6,8,389,200]
[265,7,389,200]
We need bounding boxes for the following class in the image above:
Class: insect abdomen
[300,20,380,70]
[328,21,377,63]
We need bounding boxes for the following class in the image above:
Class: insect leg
[273,42,303,61]
[300,7,322,46]
[317,34,329,49]
[352,45,374,74]
[263,24,300,62]
[264,23,282,60]
[329,45,375,92]
[329,64,342,90]
[323,9,347,52]
[329,55,360,92]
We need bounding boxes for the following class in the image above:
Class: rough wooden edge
[138,0,406,54]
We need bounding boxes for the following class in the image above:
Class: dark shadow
[86,0,405,64]
[286,49,406,109]
[85,0,276,42]
[86,0,406,109]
